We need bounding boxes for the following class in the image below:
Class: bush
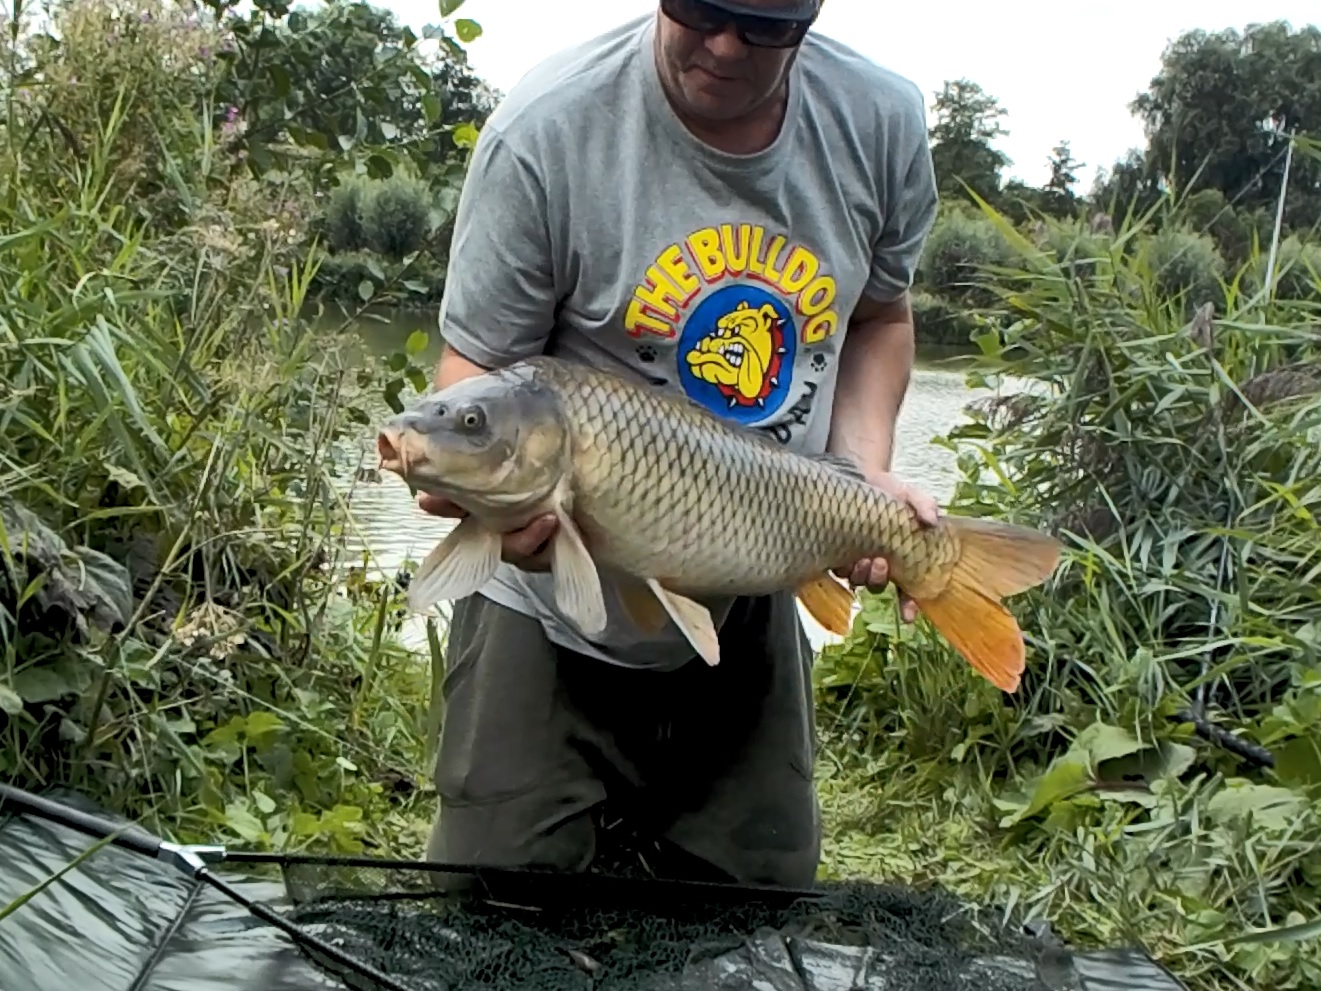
[363,172,434,260]
[916,207,1014,307]
[1242,235,1321,303]
[325,177,372,254]
[1137,226,1228,315]
[0,0,432,852]
[817,200,1321,991]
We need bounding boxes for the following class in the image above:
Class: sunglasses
[660,0,818,49]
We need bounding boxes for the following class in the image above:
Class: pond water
[329,307,1004,653]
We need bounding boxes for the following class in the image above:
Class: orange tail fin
[796,572,856,637]
[908,515,1062,693]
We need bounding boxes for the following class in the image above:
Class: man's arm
[431,123,559,383]
[827,290,917,482]
[417,125,563,564]
[828,98,940,610]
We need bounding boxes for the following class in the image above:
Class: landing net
[275,859,1052,991]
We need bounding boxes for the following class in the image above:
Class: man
[417,0,940,888]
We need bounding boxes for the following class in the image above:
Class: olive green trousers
[425,590,821,887]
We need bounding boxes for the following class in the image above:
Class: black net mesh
[277,860,1055,991]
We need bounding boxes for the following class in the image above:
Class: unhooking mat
[0,787,1191,991]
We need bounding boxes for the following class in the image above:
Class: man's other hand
[832,472,941,623]
[417,493,559,572]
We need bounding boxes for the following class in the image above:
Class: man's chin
[677,73,755,121]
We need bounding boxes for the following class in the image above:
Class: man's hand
[417,493,559,572]
[833,472,941,624]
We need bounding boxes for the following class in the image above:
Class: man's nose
[703,23,749,61]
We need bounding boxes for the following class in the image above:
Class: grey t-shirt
[436,13,938,670]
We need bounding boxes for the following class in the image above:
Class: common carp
[375,356,1062,693]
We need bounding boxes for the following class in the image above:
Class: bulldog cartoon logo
[621,223,841,427]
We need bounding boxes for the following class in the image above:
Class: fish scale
[377,355,1063,693]
[525,356,956,598]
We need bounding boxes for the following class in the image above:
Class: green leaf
[1223,914,1321,946]
[454,18,482,43]
[1274,735,1321,787]
[406,367,430,394]
[1002,757,1091,826]
[223,801,267,844]
[12,658,93,704]
[267,63,291,98]
[1072,721,1145,765]
[405,329,429,355]
[438,0,465,16]
[358,279,375,302]
[0,684,22,715]
[421,93,442,124]
[366,154,394,180]
[1204,780,1308,831]
[453,122,479,149]
[244,710,286,742]
[105,464,147,492]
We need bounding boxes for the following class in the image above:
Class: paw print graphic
[810,352,829,372]
[636,344,658,363]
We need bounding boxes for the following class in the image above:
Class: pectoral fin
[550,510,608,636]
[795,572,856,637]
[646,579,721,666]
[407,516,502,612]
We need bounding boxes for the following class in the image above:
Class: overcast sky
[378,0,1317,190]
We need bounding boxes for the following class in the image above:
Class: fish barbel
[375,356,1062,692]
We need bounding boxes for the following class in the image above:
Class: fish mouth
[376,426,407,476]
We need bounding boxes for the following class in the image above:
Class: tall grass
[816,199,1321,991]
[0,0,430,854]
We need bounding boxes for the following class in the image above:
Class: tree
[1035,140,1084,218]
[1125,21,1321,228]
[1046,141,1083,195]
[205,0,498,189]
[928,79,1011,205]
[1090,148,1163,220]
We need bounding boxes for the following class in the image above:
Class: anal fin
[646,579,721,666]
[407,516,502,612]
[795,572,856,637]
[911,579,1026,693]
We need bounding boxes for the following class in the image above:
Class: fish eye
[459,406,485,431]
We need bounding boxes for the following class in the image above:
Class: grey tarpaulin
[0,787,1192,991]
[0,788,342,991]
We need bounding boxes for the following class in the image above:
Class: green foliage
[0,0,486,855]
[361,172,434,260]
[204,0,495,190]
[916,206,1014,308]
[928,79,1011,205]
[1129,21,1321,229]
[818,195,1321,990]
[1139,226,1228,315]
[326,176,372,253]
[1243,235,1321,302]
